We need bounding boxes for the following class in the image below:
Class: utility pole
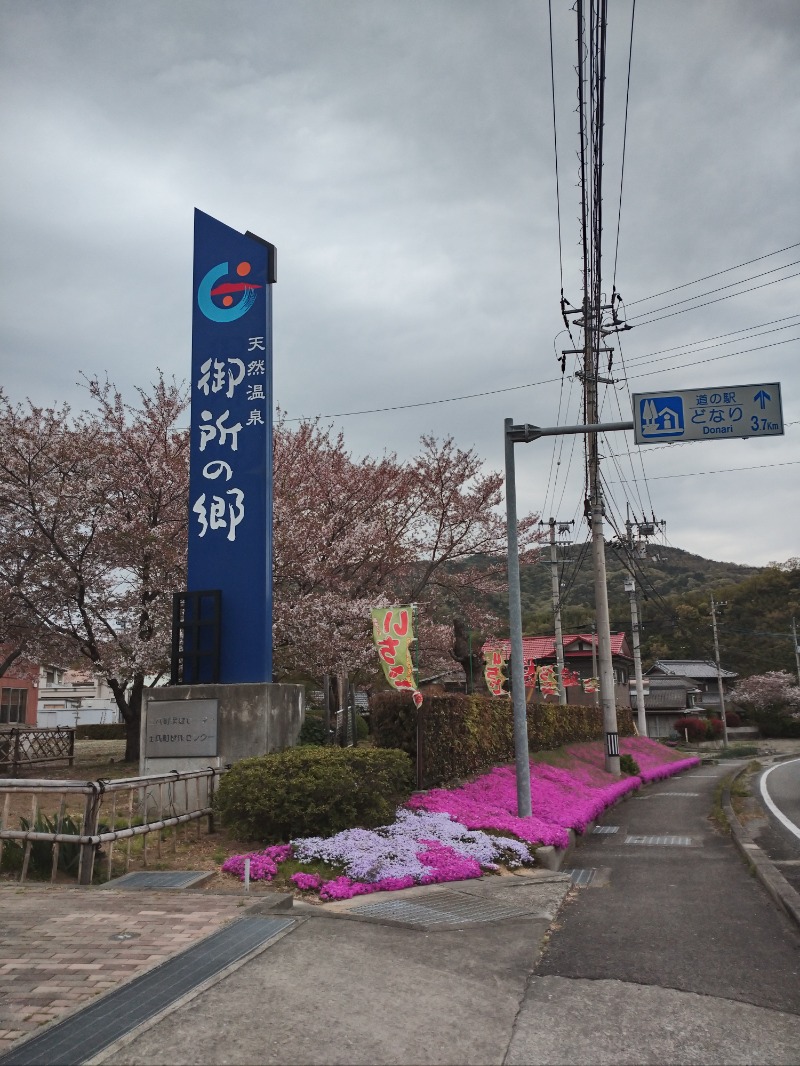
[710,595,729,749]
[545,518,572,705]
[624,575,647,737]
[567,0,619,773]
[792,616,800,686]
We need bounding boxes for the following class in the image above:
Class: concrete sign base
[140,682,304,786]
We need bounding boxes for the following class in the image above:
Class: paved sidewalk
[0,886,248,1055]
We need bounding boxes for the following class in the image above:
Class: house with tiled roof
[482,633,633,707]
[640,675,700,738]
[646,659,737,714]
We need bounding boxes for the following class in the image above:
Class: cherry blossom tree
[733,670,800,737]
[0,377,189,760]
[271,416,542,685]
[1,385,540,757]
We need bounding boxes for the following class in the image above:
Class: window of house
[0,688,27,724]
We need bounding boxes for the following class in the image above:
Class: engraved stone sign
[144,699,218,758]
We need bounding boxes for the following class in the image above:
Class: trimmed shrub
[298,711,328,747]
[724,710,742,728]
[706,717,723,739]
[213,747,414,842]
[355,714,369,742]
[371,691,635,787]
[619,753,640,776]
[74,724,125,740]
[673,716,707,742]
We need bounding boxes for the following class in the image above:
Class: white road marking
[759,757,800,843]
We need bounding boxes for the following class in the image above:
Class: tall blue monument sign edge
[188,209,276,684]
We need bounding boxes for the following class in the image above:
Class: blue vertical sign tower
[188,209,276,683]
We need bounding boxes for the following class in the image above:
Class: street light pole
[504,418,532,818]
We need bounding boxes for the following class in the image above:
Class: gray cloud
[1,0,797,569]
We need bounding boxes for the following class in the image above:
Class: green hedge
[370,692,635,787]
[73,724,126,740]
[213,746,414,842]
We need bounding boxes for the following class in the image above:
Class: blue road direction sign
[632,383,783,445]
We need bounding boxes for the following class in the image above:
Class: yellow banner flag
[370,606,423,708]
[483,646,508,697]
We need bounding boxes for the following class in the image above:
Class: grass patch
[529,746,572,769]
[710,772,735,833]
[718,744,760,759]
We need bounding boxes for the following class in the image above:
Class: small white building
[36,667,122,729]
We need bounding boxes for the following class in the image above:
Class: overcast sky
[1,0,798,572]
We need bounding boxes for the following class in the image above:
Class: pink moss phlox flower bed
[407,761,638,849]
[221,738,700,900]
[566,736,701,783]
[220,843,293,882]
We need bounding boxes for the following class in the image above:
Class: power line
[611,459,800,483]
[548,0,565,295]
[626,334,800,380]
[627,258,800,323]
[624,316,800,366]
[611,0,635,291]
[624,240,800,307]
[625,269,800,329]
[283,375,561,422]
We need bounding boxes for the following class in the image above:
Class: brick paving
[0,884,249,1055]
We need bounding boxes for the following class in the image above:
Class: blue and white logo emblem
[638,396,685,440]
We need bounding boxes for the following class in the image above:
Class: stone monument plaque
[144,699,218,758]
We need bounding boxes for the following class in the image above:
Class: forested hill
[517,545,799,679]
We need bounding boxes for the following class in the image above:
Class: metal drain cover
[650,792,700,798]
[564,868,597,886]
[592,825,619,835]
[624,835,693,847]
[102,871,214,890]
[345,889,546,926]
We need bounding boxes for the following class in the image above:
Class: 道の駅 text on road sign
[632,383,784,445]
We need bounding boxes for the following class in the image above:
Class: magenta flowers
[221,737,701,901]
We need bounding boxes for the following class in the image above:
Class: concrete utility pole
[793,616,800,686]
[624,575,647,737]
[710,595,729,749]
[546,518,571,705]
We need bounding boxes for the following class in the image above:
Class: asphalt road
[754,756,800,895]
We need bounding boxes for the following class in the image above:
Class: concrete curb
[722,763,800,932]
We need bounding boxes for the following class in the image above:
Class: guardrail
[0,767,222,885]
[0,727,75,777]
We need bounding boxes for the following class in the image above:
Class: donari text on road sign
[632,383,783,445]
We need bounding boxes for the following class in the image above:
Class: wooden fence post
[78,783,102,885]
[12,730,21,779]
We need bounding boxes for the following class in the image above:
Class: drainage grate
[624,835,693,847]
[592,826,619,835]
[101,870,214,890]
[0,916,293,1066]
[345,889,545,926]
[649,792,700,798]
[564,868,596,886]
